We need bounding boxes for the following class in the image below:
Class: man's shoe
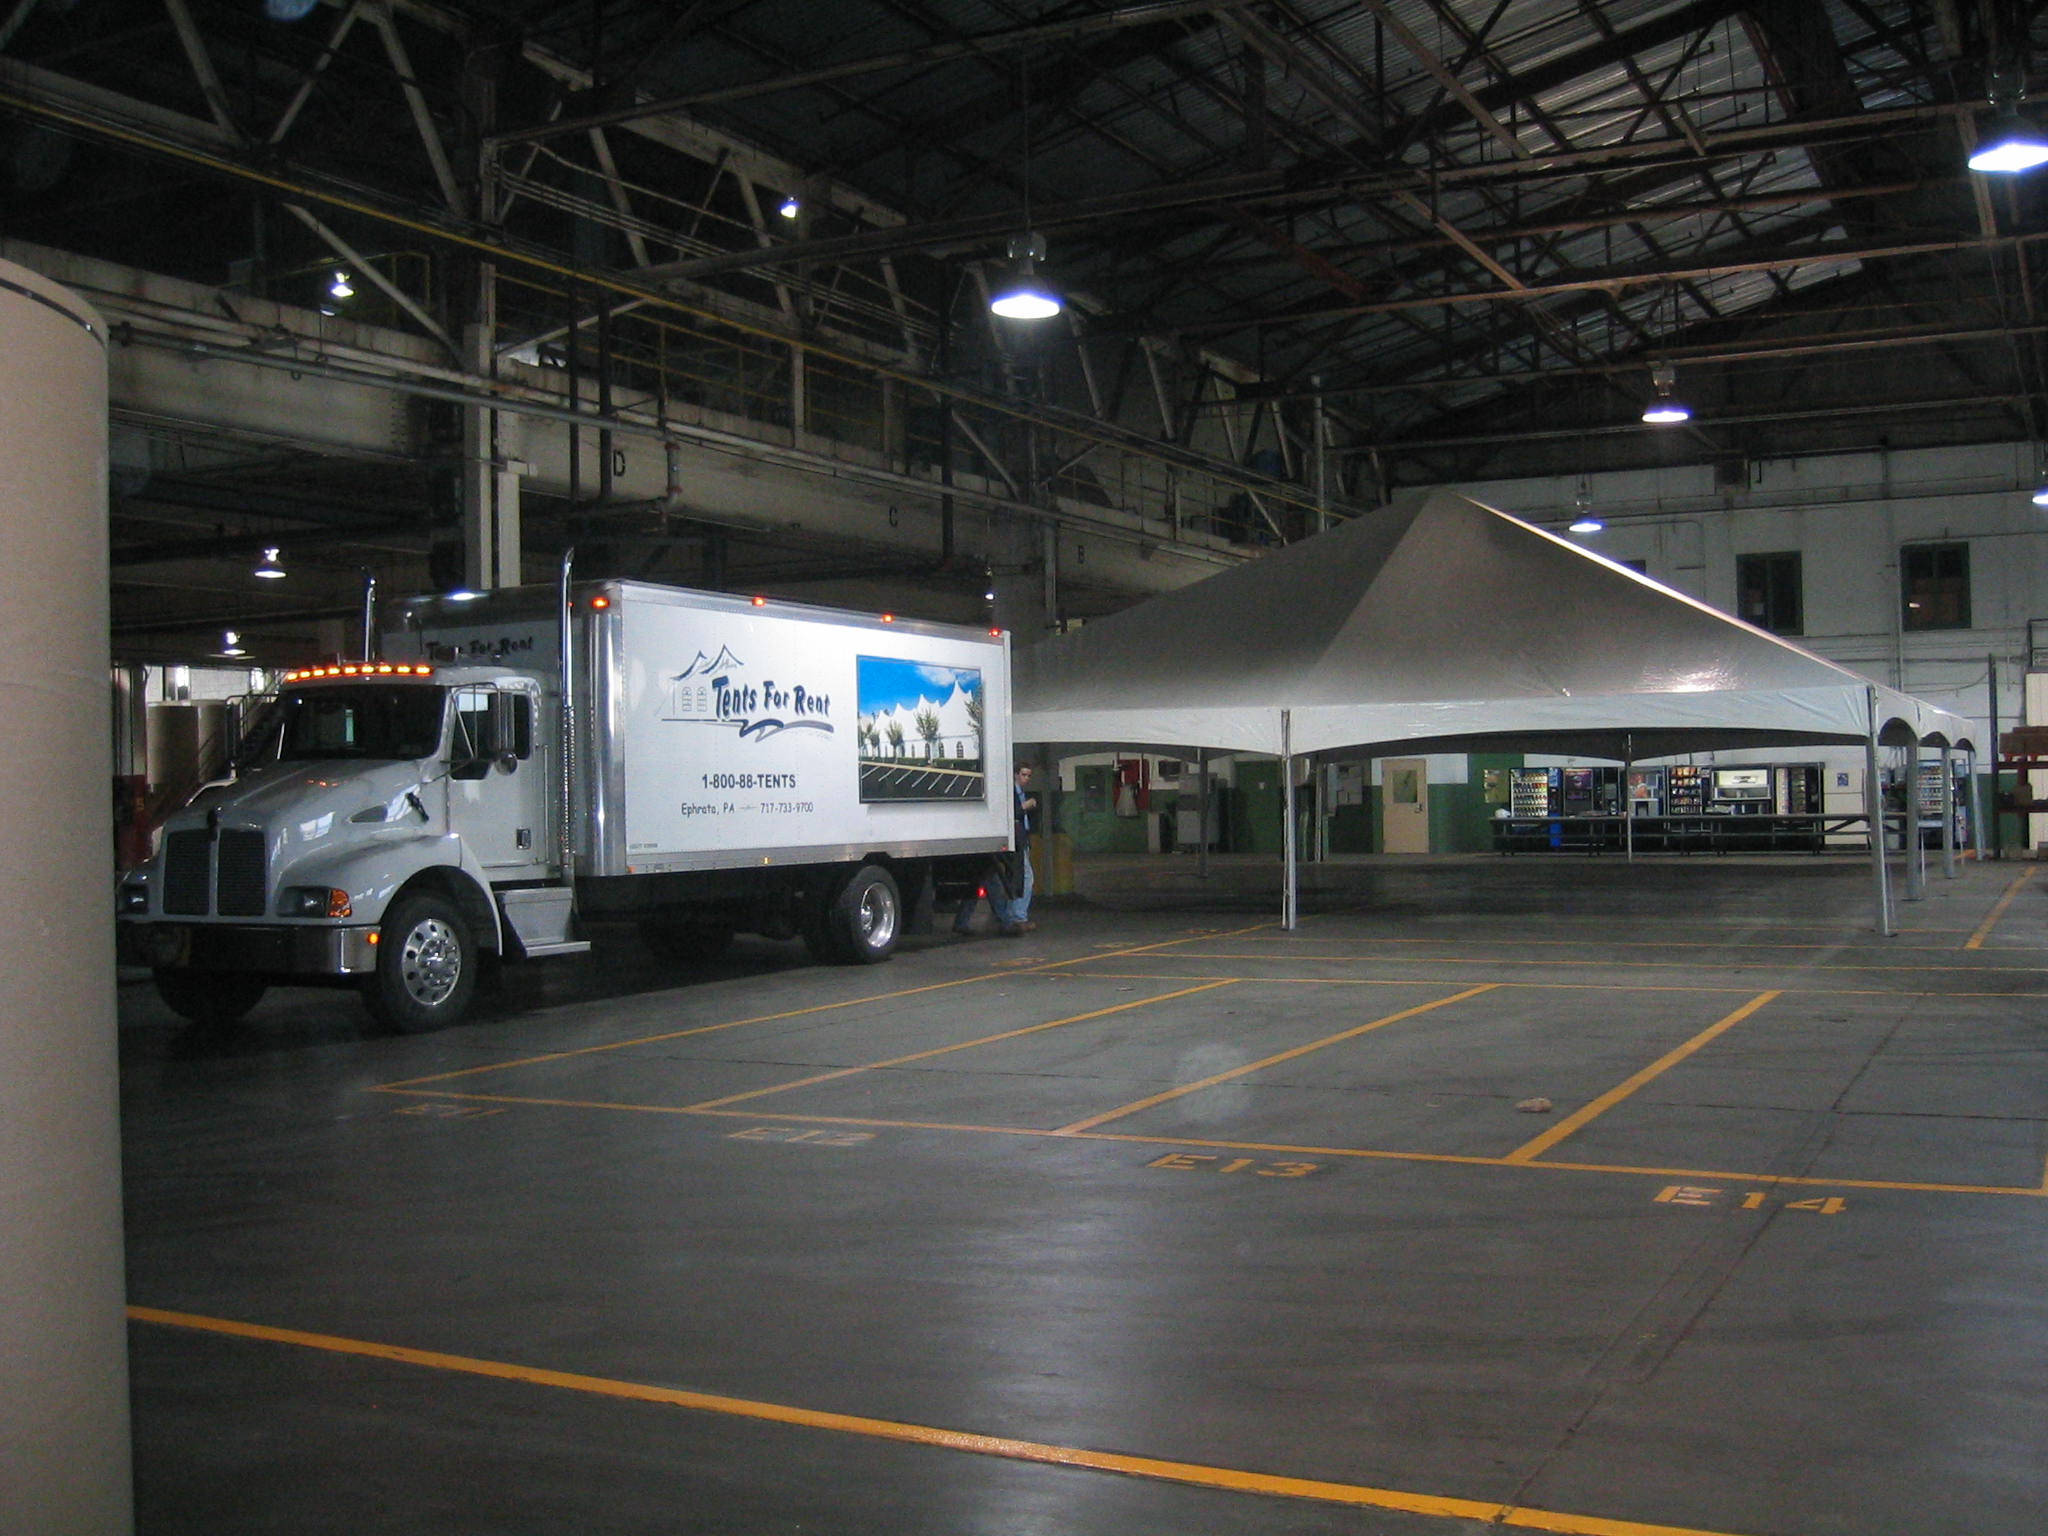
[1017,921,1036,932]
[998,924,1024,937]
[951,926,975,938]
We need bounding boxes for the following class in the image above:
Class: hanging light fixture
[1641,361,1691,425]
[1969,111,2048,172]
[328,269,354,299]
[1567,479,1602,534]
[253,546,286,579]
[990,232,1062,319]
[989,58,1061,321]
[777,194,801,220]
[220,630,245,657]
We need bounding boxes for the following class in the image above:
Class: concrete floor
[120,852,2048,1535]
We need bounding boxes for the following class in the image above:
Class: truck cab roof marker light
[285,663,432,681]
[751,595,768,606]
[590,595,611,610]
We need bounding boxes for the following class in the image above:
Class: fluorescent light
[444,589,483,602]
[1969,114,2048,172]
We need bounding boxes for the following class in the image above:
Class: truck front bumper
[118,921,380,977]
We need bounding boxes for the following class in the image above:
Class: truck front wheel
[825,864,900,964]
[153,968,267,1027]
[362,893,476,1033]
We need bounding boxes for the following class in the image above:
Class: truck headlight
[284,886,353,918]
[118,879,148,915]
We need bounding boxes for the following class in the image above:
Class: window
[1901,542,1969,631]
[1736,551,1803,635]
[451,688,496,778]
[275,684,443,762]
[449,688,537,779]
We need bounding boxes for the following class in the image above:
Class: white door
[449,682,550,875]
[1381,757,1430,853]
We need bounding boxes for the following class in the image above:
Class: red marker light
[591,595,611,610]
[880,613,895,623]
[751,595,768,606]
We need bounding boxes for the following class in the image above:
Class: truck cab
[118,660,582,1032]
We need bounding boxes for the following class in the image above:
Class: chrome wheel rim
[857,884,897,949]
[398,917,462,1006]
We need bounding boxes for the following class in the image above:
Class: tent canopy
[1014,490,1975,761]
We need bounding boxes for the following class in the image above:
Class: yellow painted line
[1964,867,2034,949]
[376,975,1013,1089]
[126,1306,1762,1536]
[1505,992,1781,1164]
[1053,985,1499,1134]
[682,981,1240,1112]
[370,1091,2048,1198]
[377,925,1270,1091]
[1140,951,2048,976]
[1064,970,2048,1000]
[1139,936,2006,954]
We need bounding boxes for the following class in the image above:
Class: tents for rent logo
[664,646,833,740]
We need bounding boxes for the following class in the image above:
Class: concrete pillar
[0,261,132,1531]
[462,314,525,592]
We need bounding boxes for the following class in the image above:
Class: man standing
[1000,764,1039,935]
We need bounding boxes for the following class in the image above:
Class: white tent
[1013,489,1977,931]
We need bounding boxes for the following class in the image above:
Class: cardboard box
[1999,726,2048,757]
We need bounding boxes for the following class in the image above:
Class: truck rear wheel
[825,864,900,965]
[153,968,267,1027]
[362,893,476,1033]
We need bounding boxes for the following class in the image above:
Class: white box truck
[119,579,1014,1031]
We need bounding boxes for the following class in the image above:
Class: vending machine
[1626,767,1665,816]
[1915,761,1968,847]
[1510,767,1555,815]
[1560,767,1598,814]
[1774,764,1820,814]
[1668,764,1706,813]
[1710,766,1772,813]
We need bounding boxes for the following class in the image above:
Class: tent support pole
[1904,735,1926,902]
[1940,748,1957,878]
[1866,691,1893,936]
[1197,748,1209,880]
[1967,748,1984,864]
[1622,738,1634,863]
[1987,654,2002,860]
[1281,711,1297,932]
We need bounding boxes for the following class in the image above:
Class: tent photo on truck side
[856,656,987,803]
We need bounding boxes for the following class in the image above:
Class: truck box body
[396,580,1014,879]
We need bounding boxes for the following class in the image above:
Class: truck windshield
[273,685,446,762]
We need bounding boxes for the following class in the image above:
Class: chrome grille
[162,831,210,914]
[216,830,267,917]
